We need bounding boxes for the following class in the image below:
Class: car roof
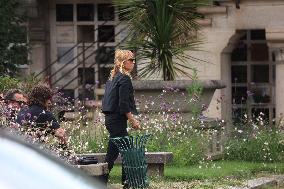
[0,131,104,189]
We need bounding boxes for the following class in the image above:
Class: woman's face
[123,52,135,72]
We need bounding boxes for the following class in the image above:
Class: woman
[102,49,140,188]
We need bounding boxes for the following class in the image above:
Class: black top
[102,72,138,115]
[16,105,60,129]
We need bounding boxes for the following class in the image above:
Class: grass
[164,161,284,181]
[109,160,284,185]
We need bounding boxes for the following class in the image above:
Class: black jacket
[16,105,60,129]
[102,72,138,115]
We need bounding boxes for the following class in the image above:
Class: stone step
[226,175,284,189]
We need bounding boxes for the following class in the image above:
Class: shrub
[0,76,20,92]
[131,86,215,166]
[224,128,284,162]
[2,84,216,166]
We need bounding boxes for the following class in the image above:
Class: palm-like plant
[114,0,208,80]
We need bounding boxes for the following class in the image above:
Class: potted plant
[113,0,225,117]
[114,0,209,80]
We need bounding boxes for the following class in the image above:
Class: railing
[35,20,129,102]
[53,24,127,87]
[35,20,109,79]
[62,35,128,100]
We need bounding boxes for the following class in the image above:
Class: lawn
[109,160,284,188]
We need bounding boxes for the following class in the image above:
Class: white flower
[237,130,243,133]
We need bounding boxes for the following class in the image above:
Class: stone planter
[132,80,226,119]
[132,80,226,158]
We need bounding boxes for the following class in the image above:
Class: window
[58,89,75,102]
[77,25,94,42]
[251,29,266,40]
[232,87,247,104]
[78,89,95,100]
[96,46,115,64]
[251,44,269,61]
[99,67,112,85]
[56,4,73,21]
[57,47,74,64]
[252,108,269,122]
[251,65,269,83]
[98,25,115,42]
[231,65,247,83]
[77,4,94,21]
[232,108,247,123]
[61,70,74,79]
[231,42,247,61]
[251,87,270,104]
[98,4,115,21]
[231,29,274,123]
[78,68,95,85]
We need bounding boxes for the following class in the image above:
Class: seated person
[16,85,67,144]
[3,89,27,122]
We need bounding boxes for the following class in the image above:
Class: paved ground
[110,181,204,189]
[109,175,284,189]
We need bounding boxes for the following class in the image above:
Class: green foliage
[114,0,208,80]
[167,132,206,166]
[187,69,203,117]
[0,76,20,92]
[138,121,209,166]
[62,111,109,154]
[187,69,203,97]
[0,74,43,94]
[0,0,29,76]
[224,129,284,162]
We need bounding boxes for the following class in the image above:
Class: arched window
[231,29,275,124]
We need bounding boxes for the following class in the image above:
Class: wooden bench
[80,152,173,177]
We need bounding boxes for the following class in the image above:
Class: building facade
[22,0,284,123]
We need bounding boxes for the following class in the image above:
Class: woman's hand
[130,118,141,130]
[126,112,141,130]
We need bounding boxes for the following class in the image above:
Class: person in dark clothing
[102,49,140,188]
[16,85,67,144]
[3,89,27,122]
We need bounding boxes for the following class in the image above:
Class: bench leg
[147,163,164,177]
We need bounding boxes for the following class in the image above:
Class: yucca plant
[114,0,209,80]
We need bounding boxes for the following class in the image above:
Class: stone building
[20,0,284,124]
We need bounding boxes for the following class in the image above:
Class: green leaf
[113,0,209,80]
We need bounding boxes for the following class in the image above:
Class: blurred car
[0,131,105,189]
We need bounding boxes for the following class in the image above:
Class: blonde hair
[109,49,134,80]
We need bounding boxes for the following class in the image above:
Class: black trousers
[104,114,128,185]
